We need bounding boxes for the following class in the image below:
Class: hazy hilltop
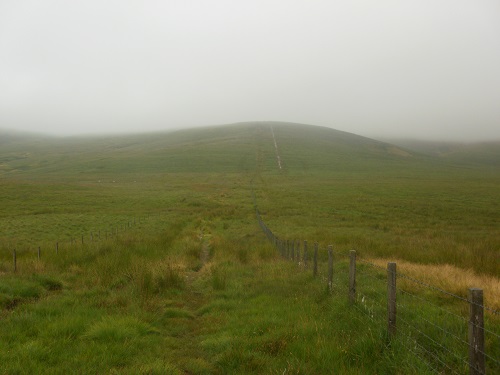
[0,122,424,178]
[0,129,52,145]
[1,122,499,179]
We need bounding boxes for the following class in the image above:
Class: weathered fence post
[303,240,308,268]
[468,288,485,375]
[13,249,16,272]
[387,262,397,338]
[349,250,356,304]
[313,242,318,277]
[328,245,333,291]
[56,242,59,255]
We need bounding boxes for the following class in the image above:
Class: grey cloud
[0,0,499,141]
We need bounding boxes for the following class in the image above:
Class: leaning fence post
[328,245,333,291]
[313,242,318,277]
[468,288,485,375]
[387,262,397,338]
[303,240,308,268]
[349,250,356,304]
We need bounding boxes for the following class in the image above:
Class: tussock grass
[370,257,500,311]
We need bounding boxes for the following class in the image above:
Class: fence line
[1,214,154,272]
[256,206,499,374]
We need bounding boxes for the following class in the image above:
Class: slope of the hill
[1,122,437,180]
[381,138,500,168]
[0,124,260,178]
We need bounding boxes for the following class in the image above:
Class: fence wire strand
[255,206,499,374]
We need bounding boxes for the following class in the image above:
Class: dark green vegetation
[0,122,498,374]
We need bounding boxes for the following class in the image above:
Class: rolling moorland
[0,122,499,374]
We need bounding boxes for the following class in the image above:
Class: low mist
[1,1,499,141]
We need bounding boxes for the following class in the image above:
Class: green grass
[0,122,498,373]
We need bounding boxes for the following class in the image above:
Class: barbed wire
[397,337,443,374]
[356,257,388,272]
[398,315,467,374]
[397,272,498,316]
[396,326,464,375]
[396,299,468,349]
[398,288,468,324]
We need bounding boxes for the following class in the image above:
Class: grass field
[0,122,498,373]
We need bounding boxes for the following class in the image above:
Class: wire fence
[256,206,499,375]
[0,214,154,273]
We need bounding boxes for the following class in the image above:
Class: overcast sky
[0,1,499,140]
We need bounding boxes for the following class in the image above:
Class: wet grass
[0,122,498,373]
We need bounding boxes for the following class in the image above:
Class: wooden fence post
[328,246,333,291]
[349,250,356,304]
[13,249,16,272]
[303,240,308,267]
[313,242,318,277]
[468,288,485,375]
[56,242,59,255]
[291,240,295,261]
[38,246,41,260]
[387,262,397,338]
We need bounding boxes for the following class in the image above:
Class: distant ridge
[382,138,500,167]
[1,121,497,178]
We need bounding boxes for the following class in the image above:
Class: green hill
[383,138,500,167]
[0,122,434,178]
[0,122,499,374]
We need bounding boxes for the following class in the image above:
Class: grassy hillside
[0,122,498,373]
[382,138,500,167]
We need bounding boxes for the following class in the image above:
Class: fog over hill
[1,122,499,178]
[1,1,499,141]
